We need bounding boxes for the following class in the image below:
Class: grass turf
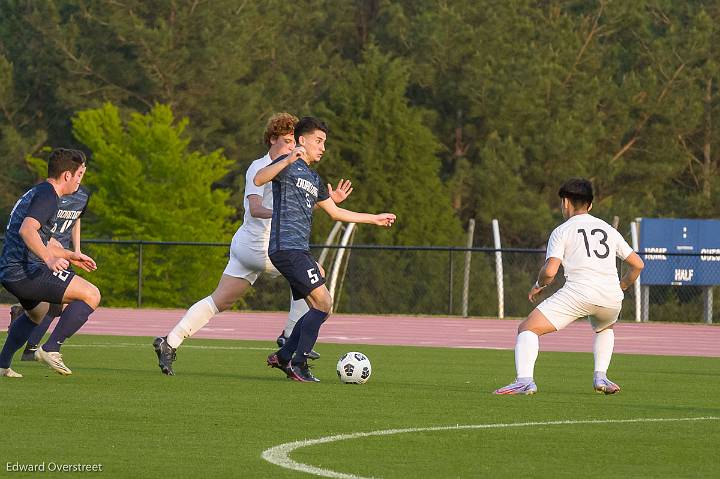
[0,334,718,478]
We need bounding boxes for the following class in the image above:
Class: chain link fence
[0,239,716,323]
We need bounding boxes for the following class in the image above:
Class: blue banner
[639,218,720,286]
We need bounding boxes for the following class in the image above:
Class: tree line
[0,1,718,310]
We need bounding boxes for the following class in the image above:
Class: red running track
[2,305,718,358]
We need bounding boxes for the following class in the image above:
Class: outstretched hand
[69,251,97,272]
[375,213,396,228]
[328,179,353,204]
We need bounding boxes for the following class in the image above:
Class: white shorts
[537,287,621,332]
[222,241,280,285]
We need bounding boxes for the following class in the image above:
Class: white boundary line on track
[60,343,273,351]
[261,416,720,479]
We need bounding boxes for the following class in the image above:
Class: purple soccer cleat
[593,375,621,395]
[493,378,537,395]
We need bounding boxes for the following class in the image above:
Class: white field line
[60,342,273,351]
[261,416,720,479]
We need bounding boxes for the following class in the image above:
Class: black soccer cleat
[152,336,177,376]
[307,349,321,361]
[287,362,320,383]
[21,345,38,362]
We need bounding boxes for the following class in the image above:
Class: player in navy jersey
[0,149,100,378]
[8,186,91,361]
[152,113,353,375]
[255,117,396,382]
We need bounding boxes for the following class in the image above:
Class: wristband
[533,281,548,290]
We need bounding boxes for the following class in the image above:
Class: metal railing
[0,238,717,323]
[80,240,547,314]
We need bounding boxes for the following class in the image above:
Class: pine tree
[314,45,464,313]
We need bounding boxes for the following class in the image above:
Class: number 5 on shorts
[307,268,320,284]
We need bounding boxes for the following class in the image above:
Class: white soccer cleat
[34,348,73,376]
[493,378,538,395]
[0,367,23,378]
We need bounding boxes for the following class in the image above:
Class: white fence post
[328,223,356,305]
[462,219,475,317]
[318,221,344,268]
[492,219,504,318]
[703,287,713,324]
[631,221,642,323]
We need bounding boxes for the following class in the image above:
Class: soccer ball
[336,352,372,384]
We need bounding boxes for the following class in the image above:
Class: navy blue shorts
[269,250,325,300]
[1,266,75,311]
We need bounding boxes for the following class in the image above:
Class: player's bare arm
[619,252,644,291]
[247,194,272,219]
[529,257,562,303]
[19,217,69,272]
[48,233,97,272]
[72,218,81,253]
[253,146,306,186]
[316,197,395,227]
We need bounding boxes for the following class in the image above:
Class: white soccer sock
[167,296,219,349]
[284,297,309,338]
[515,330,539,379]
[593,328,614,374]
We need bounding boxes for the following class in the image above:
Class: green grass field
[1,334,718,478]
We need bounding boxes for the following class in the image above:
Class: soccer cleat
[34,348,72,376]
[21,345,38,362]
[493,378,537,395]
[152,336,176,376]
[0,368,23,378]
[267,352,292,378]
[594,376,621,395]
[287,362,320,383]
[9,303,23,328]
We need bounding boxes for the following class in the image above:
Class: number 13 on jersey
[578,228,609,258]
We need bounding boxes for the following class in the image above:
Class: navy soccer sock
[26,315,54,347]
[291,308,328,366]
[278,317,304,362]
[42,301,94,353]
[0,313,37,368]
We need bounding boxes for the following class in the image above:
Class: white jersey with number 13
[545,213,634,308]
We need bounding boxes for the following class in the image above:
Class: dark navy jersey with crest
[0,182,60,282]
[269,155,329,255]
[53,186,90,249]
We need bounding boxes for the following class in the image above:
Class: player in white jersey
[152,113,352,375]
[494,178,644,395]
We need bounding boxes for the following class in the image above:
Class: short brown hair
[48,148,86,178]
[263,112,298,148]
[294,116,328,143]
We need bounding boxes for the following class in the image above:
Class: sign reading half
[639,218,720,286]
